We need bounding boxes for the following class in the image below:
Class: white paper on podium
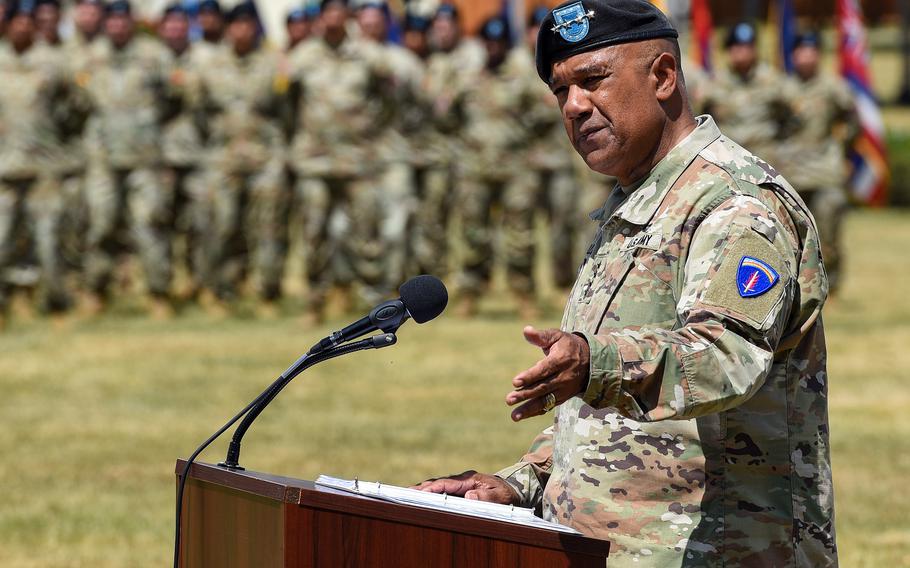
[315,475,581,535]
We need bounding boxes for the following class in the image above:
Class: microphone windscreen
[399,275,448,324]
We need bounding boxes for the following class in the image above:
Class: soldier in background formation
[0,2,860,330]
[780,31,857,294]
[700,22,858,295]
[0,2,91,328]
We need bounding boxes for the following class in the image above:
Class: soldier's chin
[580,148,619,177]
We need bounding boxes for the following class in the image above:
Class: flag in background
[690,0,713,74]
[650,0,669,14]
[776,0,798,74]
[839,0,890,206]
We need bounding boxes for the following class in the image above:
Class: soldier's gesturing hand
[506,327,590,421]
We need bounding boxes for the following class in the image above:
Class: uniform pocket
[600,249,679,332]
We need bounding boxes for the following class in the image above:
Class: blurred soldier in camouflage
[521,7,585,293]
[703,22,797,166]
[356,0,424,296]
[409,4,483,286]
[34,0,61,46]
[418,1,836,566]
[159,4,211,301]
[68,0,104,49]
[80,0,175,318]
[197,2,289,314]
[57,0,104,278]
[0,4,91,326]
[288,0,393,320]
[197,0,225,47]
[780,32,857,294]
[285,4,318,53]
[402,11,430,60]
[457,16,539,318]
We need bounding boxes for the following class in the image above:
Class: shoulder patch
[701,230,788,330]
[737,257,779,298]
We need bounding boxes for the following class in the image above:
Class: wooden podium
[176,460,610,567]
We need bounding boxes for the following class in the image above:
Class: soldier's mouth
[576,126,607,150]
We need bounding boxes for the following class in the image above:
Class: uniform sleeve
[494,427,554,508]
[578,192,800,421]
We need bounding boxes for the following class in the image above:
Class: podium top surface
[177,460,610,558]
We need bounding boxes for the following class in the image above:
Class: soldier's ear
[652,51,678,103]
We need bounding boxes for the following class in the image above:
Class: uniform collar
[592,115,721,226]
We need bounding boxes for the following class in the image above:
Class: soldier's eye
[582,75,607,91]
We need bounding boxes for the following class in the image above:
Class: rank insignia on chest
[737,256,779,298]
[551,2,595,43]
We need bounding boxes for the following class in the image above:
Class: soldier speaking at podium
[416,1,837,566]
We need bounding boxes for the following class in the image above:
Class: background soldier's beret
[35,0,61,9]
[354,0,386,10]
[535,0,678,83]
[404,13,430,32]
[286,7,307,23]
[725,22,757,48]
[162,3,186,18]
[6,0,37,20]
[227,2,257,22]
[529,6,550,28]
[434,3,458,21]
[198,0,222,15]
[105,0,131,16]
[320,0,348,10]
[793,30,822,50]
[480,16,509,42]
[76,0,104,5]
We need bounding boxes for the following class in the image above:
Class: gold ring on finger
[543,392,557,413]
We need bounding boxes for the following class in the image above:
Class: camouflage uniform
[288,36,393,307]
[81,36,174,300]
[512,46,584,290]
[410,39,484,278]
[497,117,837,566]
[778,74,857,293]
[197,43,289,302]
[161,43,211,294]
[57,33,99,273]
[458,48,538,299]
[702,63,797,166]
[0,43,91,312]
[368,40,425,293]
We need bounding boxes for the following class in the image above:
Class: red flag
[691,0,713,74]
[838,0,889,205]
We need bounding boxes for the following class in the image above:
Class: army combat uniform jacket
[498,117,836,567]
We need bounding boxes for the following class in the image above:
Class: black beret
[480,16,509,42]
[434,3,458,21]
[287,7,307,23]
[355,0,387,10]
[404,13,430,32]
[76,0,104,5]
[227,1,257,22]
[725,22,757,48]
[793,30,822,50]
[198,0,221,15]
[35,0,61,9]
[6,0,37,20]
[321,0,348,9]
[162,3,186,18]
[536,0,678,83]
[105,0,131,16]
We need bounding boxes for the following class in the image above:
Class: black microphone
[308,275,448,355]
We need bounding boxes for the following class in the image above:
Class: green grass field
[1,209,909,567]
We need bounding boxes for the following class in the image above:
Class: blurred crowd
[0,0,857,328]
